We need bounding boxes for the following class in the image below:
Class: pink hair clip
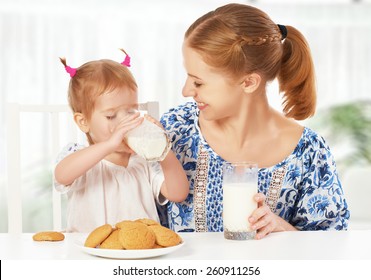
[120,48,131,67]
[65,65,77,78]
[59,57,76,78]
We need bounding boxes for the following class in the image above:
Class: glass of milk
[222,162,258,240]
[125,118,170,162]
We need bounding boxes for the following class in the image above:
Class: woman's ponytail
[278,26,316,120]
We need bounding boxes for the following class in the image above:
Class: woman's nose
[182,84,197,98]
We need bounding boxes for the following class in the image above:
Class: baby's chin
[115,143,133,154]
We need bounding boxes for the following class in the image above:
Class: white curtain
[1,0,371,232]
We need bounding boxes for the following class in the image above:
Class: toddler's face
[88,87,138,152]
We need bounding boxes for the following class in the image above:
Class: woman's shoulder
[289,126,334,165]
[300,127,330,150]
[161,102,198,127]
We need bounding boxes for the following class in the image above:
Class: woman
[160,3,349,239]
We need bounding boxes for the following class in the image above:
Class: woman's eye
[106,115,116,120]
[193,81,203,88]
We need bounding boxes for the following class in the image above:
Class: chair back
[6,101,159,233]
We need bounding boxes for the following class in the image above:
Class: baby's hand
[144,114,164,130]
[108,112,143,151]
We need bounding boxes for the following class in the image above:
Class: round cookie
[148,225,182,247]
[99,229,123,250]
[84,224,113,248]
[115,220,137,229]
[32,231,65,242]
[119,222,155,249]
[135,218,160,226]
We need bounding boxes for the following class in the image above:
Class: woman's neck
[202,92,272,149]
[198,91,303,167]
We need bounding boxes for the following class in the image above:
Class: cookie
[99,229,123,250]
[32,231,65,242]
[115,220,137,229]
[135,218,160,226]
[148,225,182,247]
[119,222,155,249]
[84,224,113,248]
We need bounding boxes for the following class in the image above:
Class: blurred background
[1,0,370,232]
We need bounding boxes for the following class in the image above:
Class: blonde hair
[59,58,137,120]
[185,3,316,120]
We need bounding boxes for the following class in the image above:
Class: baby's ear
[74,113,89,133]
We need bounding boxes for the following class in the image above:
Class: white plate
[75,239,185,259]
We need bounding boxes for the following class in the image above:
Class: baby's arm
[55,112,143,186]
[54,142,115,186]
[143,114,189,202]
[159,151,189,202]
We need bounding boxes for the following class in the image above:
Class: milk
[222,162,258,240]
[126,135,168,161]
[223,182,257,232]
[125,118,170,161]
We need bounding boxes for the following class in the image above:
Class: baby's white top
[54,143,166,232]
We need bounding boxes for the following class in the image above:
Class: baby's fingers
[144,114,164,129]
[111,116,143,134]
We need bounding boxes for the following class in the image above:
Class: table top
[1,230,371,260]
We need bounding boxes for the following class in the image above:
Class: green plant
[308,100,371,167]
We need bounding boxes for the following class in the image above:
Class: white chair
[341,166,371,230]
[6,101,159,234]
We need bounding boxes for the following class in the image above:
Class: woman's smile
[197,102,208,110]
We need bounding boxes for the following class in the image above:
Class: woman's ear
[241,73,261,94]
[74,113,90,133]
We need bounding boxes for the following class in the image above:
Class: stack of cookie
[84,218,182,250]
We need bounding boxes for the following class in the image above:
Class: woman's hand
[248,193,297,239]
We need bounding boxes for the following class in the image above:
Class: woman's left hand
[248,193,295,239]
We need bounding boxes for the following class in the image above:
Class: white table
[1,230,371,260]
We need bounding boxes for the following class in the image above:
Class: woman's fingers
[249,204,270,229]
[248,193,267,223]
[255,224,274,240]
[248,193,277,239]
[254,192,266,207]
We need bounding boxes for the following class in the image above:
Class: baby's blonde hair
[60,58,137,120]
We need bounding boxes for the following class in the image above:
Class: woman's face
[87,87,138,152]
[182,43,245,121]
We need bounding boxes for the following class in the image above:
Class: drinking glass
[126,118,170,162]
[222,162,258,240]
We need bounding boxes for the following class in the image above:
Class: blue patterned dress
[160,102,349,232]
